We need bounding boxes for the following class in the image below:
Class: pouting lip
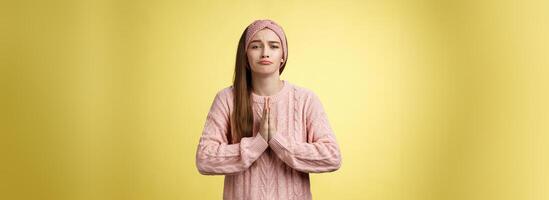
[258,60,273,64]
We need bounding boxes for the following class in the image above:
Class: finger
[272,113,276,130]
[266,98,270,117]
[263,99,268,116]
[269,107,274,128]
[267,103,270,134]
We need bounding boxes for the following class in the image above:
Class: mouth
[259,60,273,65]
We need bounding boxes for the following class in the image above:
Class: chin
[251,66,276,73]
[252,69,278,75]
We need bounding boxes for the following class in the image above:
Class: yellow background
[1,0,548,199]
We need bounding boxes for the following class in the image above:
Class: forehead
[250,28,281,42]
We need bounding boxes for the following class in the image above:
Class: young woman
[195,19,342,200]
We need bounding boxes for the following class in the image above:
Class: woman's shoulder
[290,82,320,101]
[293,84,315,96]
[214,85,235,101]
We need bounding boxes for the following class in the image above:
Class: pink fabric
[196,80,342,200]
[245,19,288,69]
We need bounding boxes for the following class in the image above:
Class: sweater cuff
[268,132,290,155]
[248,133,269,155]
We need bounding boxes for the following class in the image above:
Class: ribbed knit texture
[196,80,342,200]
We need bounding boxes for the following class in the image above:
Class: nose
[261,45,270,58]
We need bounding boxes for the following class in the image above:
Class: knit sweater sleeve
[195,90,269,175]
[269,91,342,173]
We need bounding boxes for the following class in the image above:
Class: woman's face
[246,28,284,76]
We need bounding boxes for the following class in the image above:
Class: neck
[251,73,283,96]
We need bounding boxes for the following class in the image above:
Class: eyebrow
[249,40,280,44]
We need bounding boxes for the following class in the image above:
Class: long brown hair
[230,27,288,144]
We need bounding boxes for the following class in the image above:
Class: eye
[271,45,279,48]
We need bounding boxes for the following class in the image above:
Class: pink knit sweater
[195,80,342,200]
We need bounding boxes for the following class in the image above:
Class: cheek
[274,49,284,59]
[246,51,258,68]
[246,51,257,60]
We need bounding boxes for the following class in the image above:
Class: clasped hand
[259,97,276,141]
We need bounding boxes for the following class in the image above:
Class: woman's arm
[195,91,269,175]
[269,92,342,173]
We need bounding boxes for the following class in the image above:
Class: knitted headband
[245,19,288,69]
